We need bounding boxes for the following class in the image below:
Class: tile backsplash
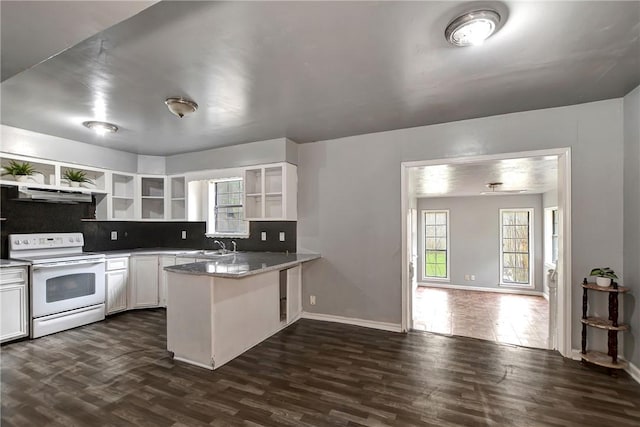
[0,187,296,257]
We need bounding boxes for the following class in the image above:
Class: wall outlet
[111,231,117,241]
[279,231,285,242]
[471,275,476,281]
[464,274,470,281]
[181,230,187,239]
[310,295,316,305]
[261,231,267,241]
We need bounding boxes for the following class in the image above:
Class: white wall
[298,98,624,355]
[1,125,139,172]
[165,137,290,174]
[417,195,543,292]
[623,85,640,367]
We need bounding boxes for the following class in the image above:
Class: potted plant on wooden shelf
[589,267,618,287]
[2,160,36,182]
[63,169,92,188]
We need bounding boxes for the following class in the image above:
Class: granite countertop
[0,259,31,268]
[98,248,216,258]
[164,252,321,278]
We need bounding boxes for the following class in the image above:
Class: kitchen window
[207,178,248,236]
[423,210,449,280]
[500,208,533,287]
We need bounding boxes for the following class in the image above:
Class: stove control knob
[75,237,81,242]
[22,239,29,245]
[14,240,20,245]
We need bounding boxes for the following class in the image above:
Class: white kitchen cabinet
[110,173,136,220]
[286,265,302,324]
[138,175,166,220]
[175,257,196,265]
[129,256,159,308]
[158,256,176,308]
[168,176,187,220]
[0,266,29,342]
[244,162,297,221]
[105,257,129,315]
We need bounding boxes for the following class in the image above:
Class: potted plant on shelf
[2,160,36,182]
[63,169,92,188]
[589,267,618,287]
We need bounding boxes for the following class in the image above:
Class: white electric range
[9,232,106,338]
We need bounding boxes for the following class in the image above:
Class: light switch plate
[261,232,267,241]
[181,230,187,239]
[111,231,117,240]
[279,232,285,242]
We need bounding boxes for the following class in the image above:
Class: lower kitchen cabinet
[158,256,175,308]
[105,257,129,315]
[129,256,159,308]
[0,266,29,342]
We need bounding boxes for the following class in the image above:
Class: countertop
[164,252,321,278]
[97,248,224,258]
[0,259,31,268]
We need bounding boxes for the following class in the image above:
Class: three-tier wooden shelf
[580,278,630,374]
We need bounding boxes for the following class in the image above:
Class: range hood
[17,186,92,203]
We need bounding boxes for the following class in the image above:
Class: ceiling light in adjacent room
[82,120,118,135]
[165,97,198,118]
[445,10,501,46]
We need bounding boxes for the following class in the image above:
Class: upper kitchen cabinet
[138,175,166,220]
[168,176,186,220]
[110,172,136,220]
[244,162,297,221]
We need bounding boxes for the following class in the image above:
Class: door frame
[400,147,572,358]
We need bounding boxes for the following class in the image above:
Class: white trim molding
[418,282,544,297]
[301,312,402,333]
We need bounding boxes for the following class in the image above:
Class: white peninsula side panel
[166,270,282,370]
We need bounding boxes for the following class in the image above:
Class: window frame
[422,209,450,282]
[205,177,249,238]
[499,208,534,288]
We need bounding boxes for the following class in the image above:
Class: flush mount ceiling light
[82,120,118,135]
[445,9,501,46]
[480,182,526,195]
[165,97,198,118]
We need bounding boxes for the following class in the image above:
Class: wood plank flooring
[2,309,640,426]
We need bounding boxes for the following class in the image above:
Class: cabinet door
[130,256,159,308]
[0,279,28,342]
[158,256,176,308]
[106,270,128,314]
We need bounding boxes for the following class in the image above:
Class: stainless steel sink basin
[182,249,234,257]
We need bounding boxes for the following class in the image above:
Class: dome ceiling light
[165,97,198,118]
[445,9,501,47]
[82,120,118,135]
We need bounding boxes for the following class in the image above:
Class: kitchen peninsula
[165,252,319,370]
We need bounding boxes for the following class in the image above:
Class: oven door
[31,260,105,318]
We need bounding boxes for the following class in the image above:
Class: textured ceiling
[409,156,558,198]
[1,1,639,155]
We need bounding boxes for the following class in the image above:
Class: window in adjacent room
[423,210,449,280]
[207,178,248,236]
[500,208,533,287]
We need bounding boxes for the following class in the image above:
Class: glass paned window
[424,210,449,279]
[208,179,248,235]
[501,209,531,285]
[551,209,558,263]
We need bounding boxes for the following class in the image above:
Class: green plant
[2,160,35,176]
[589,267,618,279]
[63,169,92,183]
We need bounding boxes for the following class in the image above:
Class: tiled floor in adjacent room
[413,286,550,349]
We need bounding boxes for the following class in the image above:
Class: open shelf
[581,351,628,370]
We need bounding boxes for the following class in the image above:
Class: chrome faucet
[213,240,226,253]
[231,240,237,253]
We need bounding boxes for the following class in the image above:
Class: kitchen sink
[182,249,235,257]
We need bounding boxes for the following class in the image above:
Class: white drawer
[106,257,129,271]
[0,267,27,285]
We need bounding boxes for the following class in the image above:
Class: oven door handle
[33,259,106,270]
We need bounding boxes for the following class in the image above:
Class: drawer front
[0,267,27,285]
[106,258,129,271]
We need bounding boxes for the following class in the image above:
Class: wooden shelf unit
[580,279,630,373]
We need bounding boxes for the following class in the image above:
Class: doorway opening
[401,148,572,357]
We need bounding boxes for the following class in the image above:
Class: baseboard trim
[418,282,544,297]
[301,312,402,333]
[571,348,640,385]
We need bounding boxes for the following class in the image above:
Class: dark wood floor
[2,309,639,426]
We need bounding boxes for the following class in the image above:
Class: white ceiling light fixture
[82,120,118,135]
[445,9,501,47]
[480,182,526,195]
[165,97,198,118]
